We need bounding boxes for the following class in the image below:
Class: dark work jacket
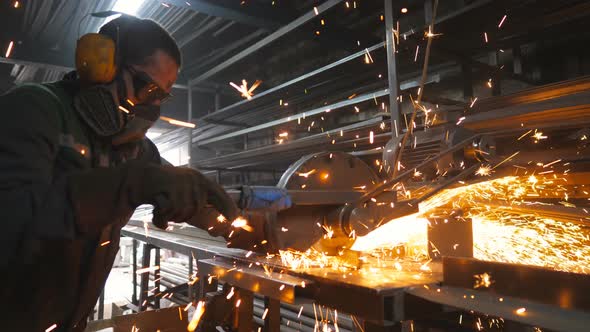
[0,81,161,331]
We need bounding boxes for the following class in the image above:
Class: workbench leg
[263,297,280,332]
[199,276,218,297]
[188,252,194,301]
[139,243,152,311]
[98,289,105,319]
[233,288,254,332]
[132,239,138,305]
[154,247,161,309]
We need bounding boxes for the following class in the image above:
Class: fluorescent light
[111,0,146,16]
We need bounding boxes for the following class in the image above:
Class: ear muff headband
[75,33,117,84]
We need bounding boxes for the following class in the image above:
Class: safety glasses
[126,66,171,104]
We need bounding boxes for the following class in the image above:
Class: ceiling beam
[188,0,344,87]
[160,0,293,30]
[0,57,194,90]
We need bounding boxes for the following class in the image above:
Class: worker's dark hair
[98,15,181,69]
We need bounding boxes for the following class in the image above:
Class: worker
[0,16,242,331]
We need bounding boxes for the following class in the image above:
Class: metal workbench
[122,217,590,332]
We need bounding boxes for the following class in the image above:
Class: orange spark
[498,15,507,28]
[5,41,14,58]
[45,324,57,332]
[232,217,254,232]
[187,300,206,331]
[160,116,195,128]
[230,79,262,100]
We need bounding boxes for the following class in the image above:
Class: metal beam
[197,74,439,146]
[201,41,385,122]
[198,88,388,145]
[384,0,400,138]
[196,0,493,123]
[0,57,191,90]
[187,85,193,167]
[160,0,291,30]
[407,285,590,332]
[0,57,71,73]
[188,0,343,86]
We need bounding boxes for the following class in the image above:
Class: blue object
[240,186,292,211]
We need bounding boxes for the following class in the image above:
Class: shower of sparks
[230,79,262,100]
[484,32,489,43]
[280,173,590,276]
[474,272,493,288]
[187,300,206,331]
[515,307,526,315]
[470,97,478,108]
[369,131,374,144]
[45,324,57,332]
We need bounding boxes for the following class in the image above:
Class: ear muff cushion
[76,33,117,84]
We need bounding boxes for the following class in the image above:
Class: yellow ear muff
[75,33,117,84]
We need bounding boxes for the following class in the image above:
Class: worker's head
[98,15,181,107]
[74,16,181,144]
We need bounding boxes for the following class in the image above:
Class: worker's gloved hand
[68,160,238,233]
[141,165,238,229]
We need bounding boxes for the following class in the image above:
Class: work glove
[68,160,238,234]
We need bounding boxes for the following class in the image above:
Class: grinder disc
[271,152,380,253]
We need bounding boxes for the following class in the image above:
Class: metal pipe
[187,85,193,167]
[384,0,400,138]
[407,286,590,332]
